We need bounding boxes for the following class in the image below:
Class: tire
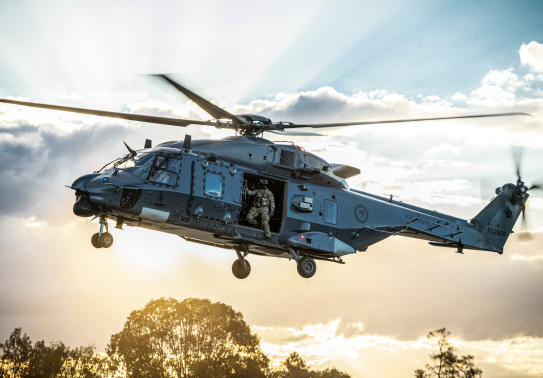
[232,259,251,279]
[297,256,317,278]
[91,233,102,248]
[99,232,114,248]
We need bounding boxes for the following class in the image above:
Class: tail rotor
[510,146,541,241]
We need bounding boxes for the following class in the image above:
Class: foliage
[106,297,270,378]
[269,352,351,378]
[414,328,482,378]
[0,328,32,378]
[0,328,118,378]
[1,298,351,378]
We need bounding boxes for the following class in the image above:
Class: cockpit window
[116,153,154,180]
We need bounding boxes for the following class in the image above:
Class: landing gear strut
[232,250,251,279]
[91,217,114,249]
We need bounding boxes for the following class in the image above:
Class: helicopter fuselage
[71,135,524,271]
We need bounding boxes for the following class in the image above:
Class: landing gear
[232,250,251,279]
[287,247,317,278]
[91,217,114,249]
[99,232,114,248]
[297,256,317,278]
[91,233,102,248]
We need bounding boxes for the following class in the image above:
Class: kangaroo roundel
[354,204,369,224]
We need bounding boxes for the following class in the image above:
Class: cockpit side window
[147,154,180,187]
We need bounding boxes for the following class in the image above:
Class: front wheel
[91,233,102,248]
[99,232,114,248]
[232,259,251,279]
[297,256,317,278]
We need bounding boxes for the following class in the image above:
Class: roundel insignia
[354,204,369,224]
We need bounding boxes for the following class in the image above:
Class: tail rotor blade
[518,206,533,242]
[512,146,524,181]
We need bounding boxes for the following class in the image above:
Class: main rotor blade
[283,112,531,129]
[154,75,245,124]
[268,130,324,136]
[0,99,216,127]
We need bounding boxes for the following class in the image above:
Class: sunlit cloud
[256,320,543,376]
[519,41,543,73]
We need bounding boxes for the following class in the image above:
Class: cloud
[519,41,543,73]
[451,93,466,102]
[256,320,543,376]
[422,143,461,158]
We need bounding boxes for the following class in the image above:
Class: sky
[1,0,543,377]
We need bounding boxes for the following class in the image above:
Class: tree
[271,352,351,378]
[26,340,70,378]
[107,297,270,378]
[0,328,116,378]
[313,368,352,378]
[414,328,482,378]
[0,327,32,378]
[278,352,311,378]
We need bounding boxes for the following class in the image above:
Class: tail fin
[470,183,526,252]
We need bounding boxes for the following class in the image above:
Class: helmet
[259,179,268,189]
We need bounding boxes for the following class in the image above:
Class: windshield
[98,153,154,180]
[116,153,154,180]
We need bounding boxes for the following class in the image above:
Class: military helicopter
[0,75,537,279]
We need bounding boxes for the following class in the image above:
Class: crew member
[246,179,275,239]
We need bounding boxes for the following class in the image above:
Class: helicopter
[0,75,537,279]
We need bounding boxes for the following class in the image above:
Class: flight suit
[246,188,275,238]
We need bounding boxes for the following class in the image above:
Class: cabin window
[324,200,338,225]
[205,172,223,198]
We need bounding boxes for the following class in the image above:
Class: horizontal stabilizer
[330,164,361,179]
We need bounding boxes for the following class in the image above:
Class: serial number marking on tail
[487,227,507,237]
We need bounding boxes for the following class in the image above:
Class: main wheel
[297,256,317,278]
[99,232,114,248]
[232,259,251,279]
[91,233,102,248]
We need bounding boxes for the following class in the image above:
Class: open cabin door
[189,159,244,223]
[238,172,287,234]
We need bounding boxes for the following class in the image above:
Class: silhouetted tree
[414,328,482,378]
[106,297,270,377]
[270,352,351,378]
[0,328,32,377]
[0,328,116,378]
[26,340,69,378]
[278,352,311,378]
[313,368,352,378]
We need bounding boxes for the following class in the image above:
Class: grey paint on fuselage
[73,136,524,261]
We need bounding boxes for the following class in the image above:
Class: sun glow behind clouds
[255,320,543,375]
[112,226,186,270]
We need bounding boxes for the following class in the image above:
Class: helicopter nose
[71,173,101,191]
[71,173,101,217]
[73,192,100,217]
